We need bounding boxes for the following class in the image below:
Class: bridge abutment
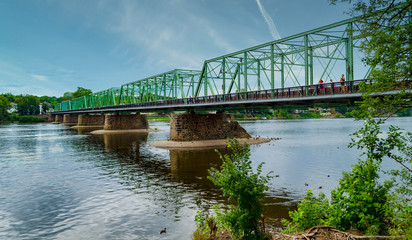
[104,113,149,130]
[169,112,251,141]
[63,114,79,126]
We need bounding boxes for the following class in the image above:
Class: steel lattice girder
[194,17,366,97]
[118,69,201,105]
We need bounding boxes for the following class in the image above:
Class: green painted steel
[54,16,376,112]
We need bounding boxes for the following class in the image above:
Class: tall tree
[15,95,40,115]
[72,87,92,99]
[330,0,411,117]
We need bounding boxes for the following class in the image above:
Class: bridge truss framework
[55,16,372,112]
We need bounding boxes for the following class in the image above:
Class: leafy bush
[17,115,46,123]
[329,158,391,234]
[281,190,330,234]
[208,139,272,240]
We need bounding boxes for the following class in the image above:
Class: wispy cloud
[31,74,48,81]
[255,0,281,40]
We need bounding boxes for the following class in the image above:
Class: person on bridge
[319,79,324,88]
[340,74,345,92]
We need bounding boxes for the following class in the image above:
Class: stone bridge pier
[55,114,63,123]
[103,113,149,130]
[63,114,78,126]
[169,112,251,141]
[47,113,55,122]
[78,114,105,126]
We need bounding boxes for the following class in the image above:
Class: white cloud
[31,74,48,81]
[255,0,281,40]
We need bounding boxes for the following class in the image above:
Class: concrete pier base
[55,114,63,123]
[47,113,55,122]
[63,114,78,126]
[103,113,149,130]
[169,112,251,141]
[77,114,105,126]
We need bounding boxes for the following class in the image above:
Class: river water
[0,117,410,240]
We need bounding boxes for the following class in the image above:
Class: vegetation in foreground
[192,139,272,240]
[283,0,411,238]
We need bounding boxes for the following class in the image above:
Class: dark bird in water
[305,183,308,186]
[327,175,330,177]
[319,186,323,189]
[275,175,279,178]
[160,228,167,234]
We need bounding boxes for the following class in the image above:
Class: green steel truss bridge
[53,16,403,114]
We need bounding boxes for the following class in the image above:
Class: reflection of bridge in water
[85,129,294,224]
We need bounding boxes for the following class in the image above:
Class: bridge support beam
[78,114,105,126]
[63,114,79,126]
[104,113,148,130]
[169,112,251,141]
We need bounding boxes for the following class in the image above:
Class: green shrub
[18,115,46,123]
[208,139,272,240]
[329,158,391,235]
[281,190,330,234]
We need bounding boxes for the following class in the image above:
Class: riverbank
[0,115,47,123]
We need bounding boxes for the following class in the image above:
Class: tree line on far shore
[0,87,92,122]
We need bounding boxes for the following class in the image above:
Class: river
[0,117,410,239]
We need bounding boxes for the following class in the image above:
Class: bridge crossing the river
[54,15,375,114]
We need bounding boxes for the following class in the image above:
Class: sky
[0,0,352,97]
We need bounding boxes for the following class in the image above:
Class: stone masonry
[47,113,55,122]
[55,114,63,123]
[104,113,149,130]
[63,114,78,125]
[78,114,105,126]
[169,112,251,141]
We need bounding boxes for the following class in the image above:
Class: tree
[330,0,411,118]
[72,87,92,99]
[62,91,73,101]
[15,95,39,115]
[0,94,10,121]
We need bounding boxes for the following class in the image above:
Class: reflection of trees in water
[74,133,295,222]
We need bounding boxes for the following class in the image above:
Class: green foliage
[329,158,391,234]
[274,109,293,119]
[281,190,330,234]
[283,117,411,236]
[17,115,46,123]
[72,87,92,99]
[0,94,10,121]
[192,206,228,240]
[15,95,40,115]
[208,139,272,239]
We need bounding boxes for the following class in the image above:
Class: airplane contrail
[255,0,281,40]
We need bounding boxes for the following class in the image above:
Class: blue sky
[0,0,351,97]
